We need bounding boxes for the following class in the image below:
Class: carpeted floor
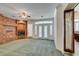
[0,39,63,56]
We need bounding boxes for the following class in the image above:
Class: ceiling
[75,4,79,19]
[75,4,79,12]
[0,3,58,20]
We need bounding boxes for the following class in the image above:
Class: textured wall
[0,15,17,44]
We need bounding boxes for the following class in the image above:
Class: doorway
[34,21,53,40]
[64,9,74,53]
[64,3,79,55]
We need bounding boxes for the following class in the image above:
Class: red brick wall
[0,15,17,44]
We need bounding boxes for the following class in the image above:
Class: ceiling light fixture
[17,10,31,20]
[18,11,27,20]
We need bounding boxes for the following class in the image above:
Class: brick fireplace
[0,14,27,44]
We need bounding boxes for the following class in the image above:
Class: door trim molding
[64,9,74,53]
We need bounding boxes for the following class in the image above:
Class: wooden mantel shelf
[0,23,17,27]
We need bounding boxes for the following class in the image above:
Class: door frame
[64,3,79,53]
[64,9,74,53]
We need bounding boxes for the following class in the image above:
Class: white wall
[54,4,68,53]
[27,23,33,37]
[54,3,78,55]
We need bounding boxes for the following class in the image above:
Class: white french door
[38,26,42,38]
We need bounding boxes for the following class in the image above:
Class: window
[39,26,42,37]
[74,19,79,31]
[35,21,52,24]
[35,25,37,35]
[44,26,47,38]
[50,25,52,35]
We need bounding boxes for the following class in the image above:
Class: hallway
[0,39,63,56]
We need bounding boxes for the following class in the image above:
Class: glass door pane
[35,25,37,36]
[44,26,47,38]
[39,26,42,37]
[50,25,52,35]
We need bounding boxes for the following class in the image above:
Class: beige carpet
[0,39,63,56]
